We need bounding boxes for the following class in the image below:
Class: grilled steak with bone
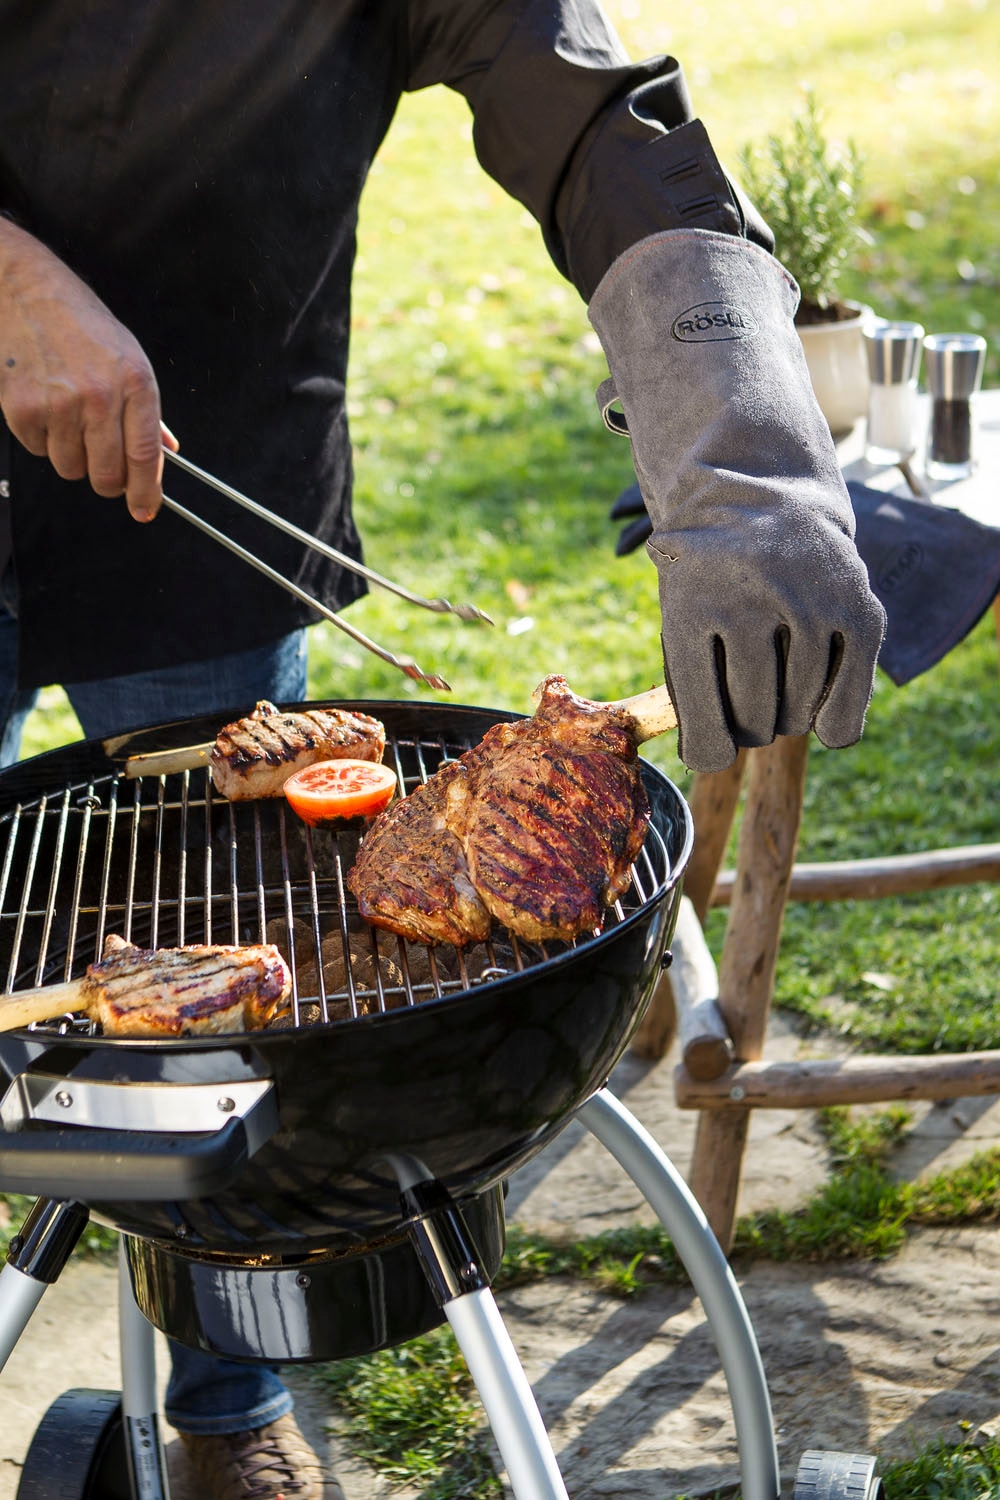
[0,934,292,1037]
[348,760,493,947]
[348,675,677,946]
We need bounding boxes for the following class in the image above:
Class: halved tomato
[283,759,399,826]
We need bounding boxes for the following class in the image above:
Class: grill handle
[0,1090,279,1203]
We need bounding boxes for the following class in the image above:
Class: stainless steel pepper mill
[923,332,987,480]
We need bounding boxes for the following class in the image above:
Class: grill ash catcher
[0,702,881,1500]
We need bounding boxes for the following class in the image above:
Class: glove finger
[777,585,885,741]
[716,629,782,749]
[771,624,837,738]
[813,633,882,749]
[610,483,647,521]
[661,634,739,773]
[616,515,653,556]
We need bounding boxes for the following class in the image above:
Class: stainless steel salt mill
[863,321,924,466]
[922,332,987,481]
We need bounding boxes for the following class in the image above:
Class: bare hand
[0,218,169,521]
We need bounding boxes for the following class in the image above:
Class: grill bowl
[0,701,692,1255]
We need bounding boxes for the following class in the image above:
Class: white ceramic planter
[797,303,871,437]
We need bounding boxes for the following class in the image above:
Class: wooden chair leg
[684,751,748,922]
[688,1109,752,1248]
[688,735,811,1248]
[631,752,747,1061]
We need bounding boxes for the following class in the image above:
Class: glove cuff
[587,228,849,532]
[588,229,804,419]
[589,227,800,309]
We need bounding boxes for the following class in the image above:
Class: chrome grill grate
[0,729,672,1035]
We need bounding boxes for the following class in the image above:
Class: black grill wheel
[17,1388,130,1500]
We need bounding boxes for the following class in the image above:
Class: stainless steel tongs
[162,448,493,692]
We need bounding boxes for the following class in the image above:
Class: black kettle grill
[0,702,880,1500]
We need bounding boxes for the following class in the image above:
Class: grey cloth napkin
[847,480,1000,685]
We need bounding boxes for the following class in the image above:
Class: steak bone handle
[0,979,86,1032]
[118,742,212,779]
[613,684,678,742]
[531,678,677,744]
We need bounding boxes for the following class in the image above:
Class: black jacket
[0,0,769,687]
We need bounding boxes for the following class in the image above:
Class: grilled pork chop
[348,676,653,946]
[210,700,386,800]
[0,937,294,1036]
[86,934,292,1037]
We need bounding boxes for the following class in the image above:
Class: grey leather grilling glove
[588,228,886,774]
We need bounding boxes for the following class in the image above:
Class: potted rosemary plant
[739,92,873,435]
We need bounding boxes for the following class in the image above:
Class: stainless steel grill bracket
[0,1073,275,1136]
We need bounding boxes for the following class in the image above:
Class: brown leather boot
[178,1413,339,1500]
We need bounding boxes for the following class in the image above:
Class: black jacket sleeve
[404,0,772,299]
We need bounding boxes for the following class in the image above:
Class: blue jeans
[0,602,307,1435]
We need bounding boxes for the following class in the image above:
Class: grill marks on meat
[87,934,292,1037]
[346,762,490,947]
[349,676,650,946]
[210,700,386,800]
[449,729,647,940]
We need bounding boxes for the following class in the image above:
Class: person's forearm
[409,0,769,299]
[555,109,772,301]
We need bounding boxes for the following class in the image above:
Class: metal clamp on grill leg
[0,1198,89,1374]
[5,1196,89,1282]
[400,1178,491,1305]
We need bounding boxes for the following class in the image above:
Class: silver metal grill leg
[0,1259,48,1371]
[0,1196,88,1372]
[396,1162,569,1500]
[446,1286,569,1500]
[119,1242,172,1500]
[578,1087,781,1500]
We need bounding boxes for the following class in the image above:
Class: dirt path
[3,1224,997,1500]
[488,1225,1000,1498]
